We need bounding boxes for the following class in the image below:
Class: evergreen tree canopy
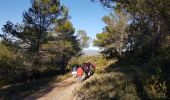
[0,0,81,81]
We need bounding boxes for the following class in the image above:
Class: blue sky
[0,0,111,50]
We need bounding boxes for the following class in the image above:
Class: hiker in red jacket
[77,66,84,83]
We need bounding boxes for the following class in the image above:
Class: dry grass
[52,73,72,83]
[74,59,169,100]
[71,55,142,100]
[74,71,139,100]
[74,60,144,100]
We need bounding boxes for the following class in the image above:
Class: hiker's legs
[77,76,82,83]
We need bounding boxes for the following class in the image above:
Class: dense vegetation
[0,0,169,99]
[0,0,90,84]
[92,0,170,99]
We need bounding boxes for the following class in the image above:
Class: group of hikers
[71,62,96,83]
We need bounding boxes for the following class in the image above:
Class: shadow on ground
[24,79,76,100]
[0,77,53,100]
[0,71,71,100]
[104,61,151,100]
[74,61,152,100]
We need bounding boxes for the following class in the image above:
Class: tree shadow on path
[104,61,151,100]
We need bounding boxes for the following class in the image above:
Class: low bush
[74,72,139,100]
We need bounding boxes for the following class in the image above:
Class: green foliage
[0,43,14,60]
[0,0,81,83]
[76,30,91,48]
[56,21,75,34]
[1,0,69,54]
[68,55,108,71]
[0,43,18,82]
[93,11,128,59]
[92,0,170,99]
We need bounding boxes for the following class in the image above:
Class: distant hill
[83,50,101,56]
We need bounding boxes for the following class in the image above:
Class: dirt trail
[24,78,78,100]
